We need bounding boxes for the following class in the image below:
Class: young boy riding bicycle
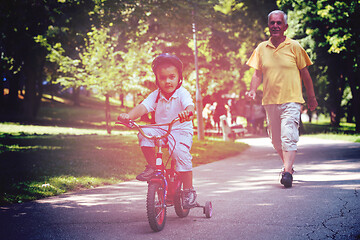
[118,53,196,209]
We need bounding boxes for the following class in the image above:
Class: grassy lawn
[38,93,127,128]
[302,120,360,142]
[1,94,249,205]
[304,132,360,142]
[1,94,359,205]
[0,125,248,205]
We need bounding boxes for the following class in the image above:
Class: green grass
[302,120,360,142]
[0,129,248,205]
[2,94,359,205]
[38,95,124,128]
[304,133,360,143]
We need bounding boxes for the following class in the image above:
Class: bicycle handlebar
[116,111,193,141]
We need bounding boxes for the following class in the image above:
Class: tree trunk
[23,63,38,120]
[7,73,21,117]
[0,76,4,113]
[119,92,124,107]
[23,73,36,120]
[23,45,45,120]
[327,60,346,127]
[105,94,112,134]
[348,72,360,133]
[72,87,81,106]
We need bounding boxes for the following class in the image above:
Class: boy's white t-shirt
[141,86,194,132]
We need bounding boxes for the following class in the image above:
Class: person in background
[202,103,213,130]
[213,98,227,133]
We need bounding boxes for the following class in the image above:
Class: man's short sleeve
[293,41,313,70]
[246,45,262,70]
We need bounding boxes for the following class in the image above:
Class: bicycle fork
[155,146,163,171]
[153,142,168,208]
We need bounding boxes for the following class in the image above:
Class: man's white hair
[268,10,288,25]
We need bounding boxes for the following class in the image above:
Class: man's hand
[245,90,256,100]
[178,111,193,123]
[307,96,318,111]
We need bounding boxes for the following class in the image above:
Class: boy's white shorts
[138,128,193,172]
[264,102,301,152]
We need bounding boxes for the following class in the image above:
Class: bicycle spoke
[155,190,165,220]
[155,207,164,219]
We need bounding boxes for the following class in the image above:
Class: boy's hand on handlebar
[178,111,193,123]
[118,113,130,123]
[117,113,135,128]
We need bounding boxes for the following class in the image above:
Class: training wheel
[204,201,213,218]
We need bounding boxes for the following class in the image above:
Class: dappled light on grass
[0,144,62,152]
[0,126,248,205]
[0,122,125,135]
[42,94,72,104]
[0,132,143,204]
[304,133,360,143]
[1,176,121,204]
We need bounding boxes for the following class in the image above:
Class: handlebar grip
[116,117,135,128]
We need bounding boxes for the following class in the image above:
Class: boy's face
[155,63,180,96]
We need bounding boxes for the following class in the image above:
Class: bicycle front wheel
[147,182,167,232]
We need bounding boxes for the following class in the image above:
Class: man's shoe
[136,165,156,181]
[182,189,197,209]
[281,172,293,188]
[281,166,295,174]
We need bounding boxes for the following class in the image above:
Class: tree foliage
[279,0,360,131]
[0,0,104,118]
[2,0,359,132]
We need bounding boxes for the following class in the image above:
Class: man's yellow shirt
[247,37,313,105]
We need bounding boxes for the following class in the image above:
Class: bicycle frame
[116,112,212,231]
[116,117,183,206]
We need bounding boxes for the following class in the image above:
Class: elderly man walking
[246,10,318,188]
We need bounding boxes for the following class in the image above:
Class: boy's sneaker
[136,165,156,181]
[280,172,293,188]
[182,189,197,209]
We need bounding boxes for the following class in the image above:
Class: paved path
[1,137,359,240]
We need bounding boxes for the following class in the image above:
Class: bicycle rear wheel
[174,182,190,218]
[147,182,167,232]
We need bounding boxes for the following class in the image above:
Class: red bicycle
[117,114,212,232]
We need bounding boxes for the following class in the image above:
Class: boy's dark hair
[151,53,183,89]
